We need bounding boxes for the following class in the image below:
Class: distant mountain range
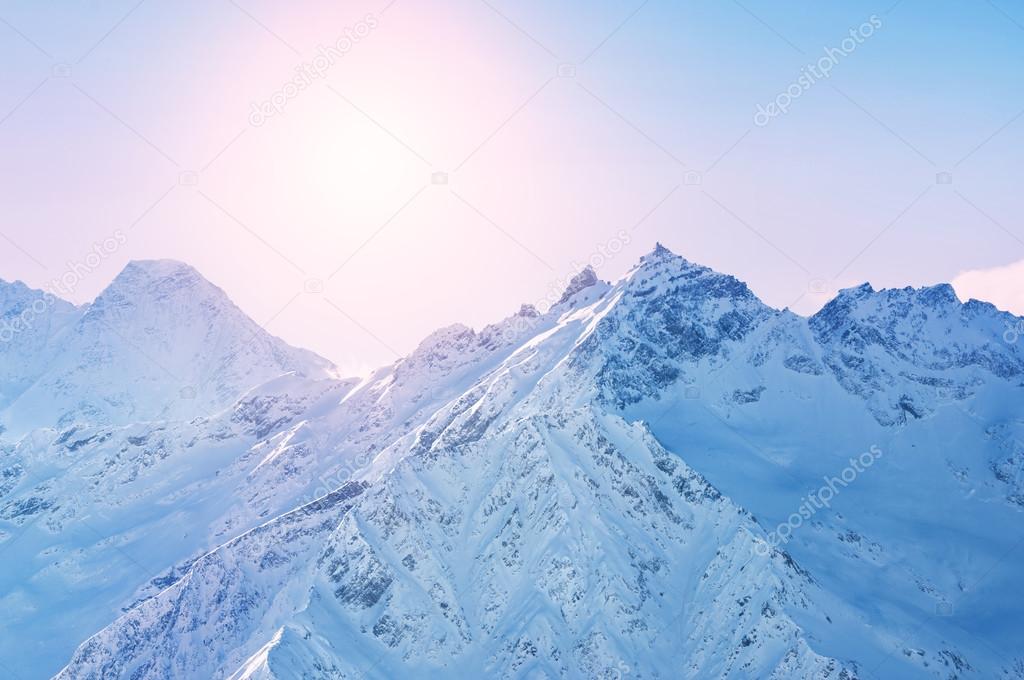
[1,245,1022,679]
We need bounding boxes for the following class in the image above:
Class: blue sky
[1,0,1022,372]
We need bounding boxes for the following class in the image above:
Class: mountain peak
[123,258,199,277]
[915,282,959,307]
[622,245,764,312]
[556,266,600,305]
[109,259,208,293]
[0,278,44,311]
[91,260,228,318]
[0,277,31,294]
[412,323,475,354]
[640,241,686,263]
[1,258,334,432]
[0,278,75,311]
[834,282,875,299]
[516,303,540,318]
[634,242,705,276]
[827,281,963,315]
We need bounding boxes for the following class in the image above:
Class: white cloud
[952,259,1024,315]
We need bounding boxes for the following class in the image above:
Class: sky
[1,0,1023,375]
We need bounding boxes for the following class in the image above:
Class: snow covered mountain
[0,260,335,434]
[1,247,1022,679]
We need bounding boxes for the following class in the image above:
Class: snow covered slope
[57,409,861,679]
[1,246,1022,679]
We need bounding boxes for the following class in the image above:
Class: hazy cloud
[953,259,1024,315]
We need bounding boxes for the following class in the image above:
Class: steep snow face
[299,409,858,679]
[0,379,334,674]
[53,482,368,680]
[54,408,862,680]
[1,261,335,433]
[0,280,80,413]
